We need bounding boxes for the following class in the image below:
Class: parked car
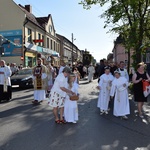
[11,68,33,88]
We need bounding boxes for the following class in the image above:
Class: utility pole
[71,33,76,66]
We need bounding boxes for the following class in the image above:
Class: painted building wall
[113,43,133,66]
[0,0,25,31]
[0,0,25,65]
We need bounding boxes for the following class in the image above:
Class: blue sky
[14,0,118,62]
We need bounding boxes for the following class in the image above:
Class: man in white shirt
[58,61,66,74]
[0,60,12,102]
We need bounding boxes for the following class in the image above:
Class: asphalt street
[0,79,150,150]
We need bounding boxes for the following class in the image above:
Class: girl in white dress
[110,70,130,119]
[97,66,114,115]
[64,73,79,123]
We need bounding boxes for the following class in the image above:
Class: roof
[36,15,50,27]
[18,4,47,31]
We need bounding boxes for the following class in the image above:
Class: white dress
[97,73,114,111]
[64,82,79,123]
[110,76,130,117]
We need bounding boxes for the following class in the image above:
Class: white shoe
[105,111,108,115]
[139,115,144,118]
[122,115,128,120]
[72,121,77,124]
[100,110,104,115]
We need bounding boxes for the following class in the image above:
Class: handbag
[142,80,150,97]
[70,95,79,101]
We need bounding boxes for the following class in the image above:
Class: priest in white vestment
[32,58,48,104]
[110,70,130,119]
[0,60,12,102]
[97,66,114,115]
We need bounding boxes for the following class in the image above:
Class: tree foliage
[79,0,150,65]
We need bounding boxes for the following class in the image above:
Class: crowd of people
[96,61,150,120]
[0,58,149,123]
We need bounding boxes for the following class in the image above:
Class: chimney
[25,5,32,13]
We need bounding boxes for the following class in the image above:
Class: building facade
[56,34,82,65]
[112,35,133,66]
[0,0,60,67]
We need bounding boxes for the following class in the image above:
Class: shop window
[38,33,41,46]
[51,39,53,49]
[42,35,44,47]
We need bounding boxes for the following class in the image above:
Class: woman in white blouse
[48,67,74,124]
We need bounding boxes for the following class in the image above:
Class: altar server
[110,70,130,119]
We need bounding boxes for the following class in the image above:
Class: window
[42,35,44,47]
[38,33,41,46]
[49,25,52,33]
[54,41,55,50]
[51,39,53,49]
[47,37,49,48]
[28,28,32,42]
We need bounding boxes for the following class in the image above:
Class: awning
[51,51,60,57]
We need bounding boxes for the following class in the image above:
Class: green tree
[79,0,150,66]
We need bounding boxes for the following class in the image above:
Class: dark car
[11,68,33,88]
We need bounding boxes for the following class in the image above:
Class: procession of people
[0,58,149,123]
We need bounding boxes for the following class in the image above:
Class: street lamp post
[71,33,76,66]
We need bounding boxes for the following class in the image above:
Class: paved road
[0,79,150,150]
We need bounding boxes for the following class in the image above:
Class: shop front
[25,52,36,67]
[24,42,37,67]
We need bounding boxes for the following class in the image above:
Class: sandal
[55,120,60,124]
[60,120,66,124]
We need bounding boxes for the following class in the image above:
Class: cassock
[32,64,47,102]
[110,76,130,117]
[97,73,114,111]
[0,65,12,101]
